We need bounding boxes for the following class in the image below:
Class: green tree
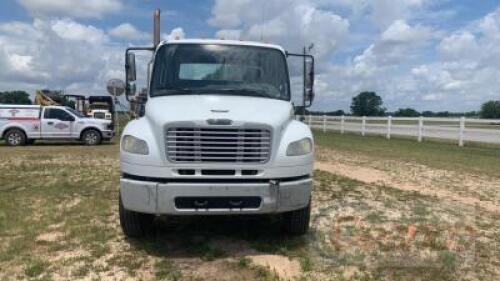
[0,91,32,104]
[350,92,386,116]
[394,108,420,117]
[480,100,500,119]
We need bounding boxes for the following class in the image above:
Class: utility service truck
[119,9,316,237]
[0,105,114,146]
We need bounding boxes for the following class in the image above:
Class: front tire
[81,129,101,145]
[283,201,311,235]
[119,193,154,238]
[4,129,26,146]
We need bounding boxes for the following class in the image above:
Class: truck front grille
[93,112,105,119]
[165,127,271,163]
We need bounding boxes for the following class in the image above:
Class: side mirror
[305,58,315,106]
[126,53,136,82]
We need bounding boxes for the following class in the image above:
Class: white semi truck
[119,10,315,237]
[0,105,114,145]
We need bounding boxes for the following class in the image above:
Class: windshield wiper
[206,88,270,98]
[152,88,271,98]
[152,88,194,96]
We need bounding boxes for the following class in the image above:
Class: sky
[0,0,499,112]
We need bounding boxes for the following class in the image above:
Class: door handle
[47,122,54,125]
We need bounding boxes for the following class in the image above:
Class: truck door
[41,108,74,138]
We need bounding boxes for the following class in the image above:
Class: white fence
[300,115,500,146]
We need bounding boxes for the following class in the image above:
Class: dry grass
[0,137,499,280]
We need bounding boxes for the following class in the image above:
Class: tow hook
[270,180,280,210]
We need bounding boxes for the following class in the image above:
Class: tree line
[306,91,500,119]
[2,90,500,119]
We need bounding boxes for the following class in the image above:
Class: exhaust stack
[153,9,160,48]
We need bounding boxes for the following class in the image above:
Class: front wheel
[283,201,311,235]
[119,193,154,238]
[4,129,26,146]
[81,129,101,145]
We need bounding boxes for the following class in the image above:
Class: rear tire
[81,129,101,145]
[119,193,154,238]
[283,201,311,235]
[4,129,26,146]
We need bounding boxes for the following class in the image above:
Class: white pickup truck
[118,9,315,237]
[0,105,114,146]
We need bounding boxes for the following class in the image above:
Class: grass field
[314,131,500,177]
[0,134,499,280]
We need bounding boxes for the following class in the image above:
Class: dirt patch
[180,258,261,281]
[315,161,500,213]
[315,145,500,214]
[315,162,390,184]
[36,231,64,243]
[249,254,301,280]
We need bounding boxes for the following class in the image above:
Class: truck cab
[118,9,315,238]
[0,105,114,146]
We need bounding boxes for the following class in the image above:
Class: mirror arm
[286,52,315,108]
[125,47,154,102]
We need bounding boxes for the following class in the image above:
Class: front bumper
[102,130,114,139]
[120,175,312,215]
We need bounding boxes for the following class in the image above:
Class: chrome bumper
[102,130,114,139]
[119,176,312,215]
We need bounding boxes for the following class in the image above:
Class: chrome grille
[93,112,105,119]
[166,127,271,163]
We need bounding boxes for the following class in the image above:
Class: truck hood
[145,95,293,129]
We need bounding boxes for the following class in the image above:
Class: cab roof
[158,39,286,54]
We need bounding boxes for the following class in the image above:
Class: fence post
[322,115,326,132]
[361,116,366,136]
[387,116,392,140]
[459,117,465,147]
[341,115,345,134]
[418,116,424,142]
[308,114,312,127]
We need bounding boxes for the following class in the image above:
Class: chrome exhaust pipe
[153,9,160,48]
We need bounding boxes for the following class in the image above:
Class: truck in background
[87,96,114,120]
[0,105,114,146]
[118,9,315,237]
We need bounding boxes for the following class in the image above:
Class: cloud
[381,20,434,43]
[209,0,350,62]
[17,0,123,18]
[0,18,121,94]
[215,29,242,40]
[162,27,185,41]
[370,0,426,29]
[109,23,148,40]
[51,19,108,44]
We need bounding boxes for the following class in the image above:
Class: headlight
[286,138,312,156]
[122,135,149,155]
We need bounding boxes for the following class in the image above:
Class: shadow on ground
[127,215,308,260]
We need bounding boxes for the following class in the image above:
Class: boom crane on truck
[34,90,60,106]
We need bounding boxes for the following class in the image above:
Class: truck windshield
[151,44,290,100]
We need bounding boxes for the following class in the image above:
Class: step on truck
[119,9,316,237]
[0,105,114,146]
